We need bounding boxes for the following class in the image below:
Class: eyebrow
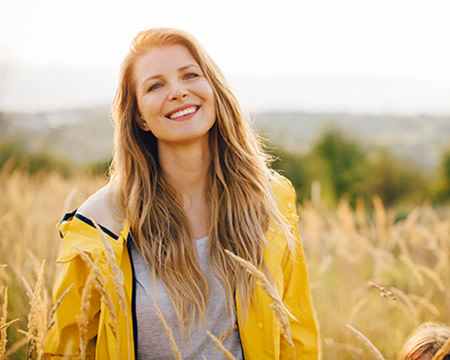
[140,64,200,88]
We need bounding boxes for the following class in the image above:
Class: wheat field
[0,168,449,359]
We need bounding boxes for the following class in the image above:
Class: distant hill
[1,107,115,164]
[1,108,449,169]
[255,112,450,169]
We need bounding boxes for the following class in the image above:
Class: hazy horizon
[1,0,450,116]
[1,63,450,116]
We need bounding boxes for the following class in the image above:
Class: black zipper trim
[127,232,139,359]
[74,213,119,240]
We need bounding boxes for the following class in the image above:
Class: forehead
[133,45,199,80]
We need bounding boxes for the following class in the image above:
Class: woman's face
[134,45,216,148]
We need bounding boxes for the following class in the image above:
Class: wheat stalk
[373,195,387,248]
[77,270,97,360]
[96,278,119,337]
[346,324,385,360]
[21,276,34,301]
[224,250,295,352]
[150,294,182,360]
[368,281,418,322]
[211,324,237,360]
[346,297,368,325]
[47,283,74,331]
[74,246,106,288]
[91,221,127,313]
[399,254,424,286]
[389,287,419,322]
[355,197,369,238]
[74,246,120,347]
[0,288,8,359]
[432,336,450,360]
[35,261,48,360]
[416,264,445,292]
[0,319,19,333]
[1,318,20,360]
[62,187,78,214]
[24,260,47,360]
[408,294,440,317]
[206,330,236,360]
[0,316,20,360]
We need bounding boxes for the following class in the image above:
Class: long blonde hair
[398,322,450,360]
[109,27,293,328]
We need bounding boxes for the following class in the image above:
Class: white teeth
[169,106,197,119]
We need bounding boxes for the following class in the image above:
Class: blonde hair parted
[109,27,293,328]
[398,322,450,360]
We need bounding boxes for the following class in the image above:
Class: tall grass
[0,168,449,359]
[302,196,450,359]
[0,167,106,359]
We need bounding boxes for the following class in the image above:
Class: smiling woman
[134,45,216,148]
[43,27,319,360]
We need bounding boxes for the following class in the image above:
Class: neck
[158,139,211,197]
[158,139,212,239]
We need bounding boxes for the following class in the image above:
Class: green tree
[434,147,450,202]
[270,148,313,202]
[366,148,428,208]
[312,129,369,204]
[0,138,72,174]
[268,128,438,209]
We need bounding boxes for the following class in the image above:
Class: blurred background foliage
[1,124,449,215]
[268,129,449,214]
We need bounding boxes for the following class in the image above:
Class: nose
[169,82,189,101]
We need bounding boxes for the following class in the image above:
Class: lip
[165,104,200,120]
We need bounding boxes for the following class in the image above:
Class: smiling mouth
[167,106,199,120]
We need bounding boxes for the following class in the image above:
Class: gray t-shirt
[130,237,243,360]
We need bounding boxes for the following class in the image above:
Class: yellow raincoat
[44,174,318,359]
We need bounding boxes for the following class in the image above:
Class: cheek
[193,79,215,101]
[205,85,215,102]
[139,95,165,117]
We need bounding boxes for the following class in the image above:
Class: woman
[398,322,450,360]
[44,27,318,359]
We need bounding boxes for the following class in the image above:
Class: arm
[278,178,319,359]
[44,216,102,359]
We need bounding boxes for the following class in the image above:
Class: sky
[1,0,450,114]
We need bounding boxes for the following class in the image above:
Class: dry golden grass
[23,260,47,360]
[0,168,449,359]
[345,324,385,360]
[0,168,106,359]
[300,197,450,359]
[211,324,237,360]
[1,287,9,358]
[205,330,235,360]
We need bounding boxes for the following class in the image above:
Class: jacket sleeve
[44,217,102,359]
[278,177,319,359]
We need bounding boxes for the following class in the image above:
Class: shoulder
[270,171,296,202]
[268,171,299,223]
[55,185,128,263]
[76,184,124,237]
